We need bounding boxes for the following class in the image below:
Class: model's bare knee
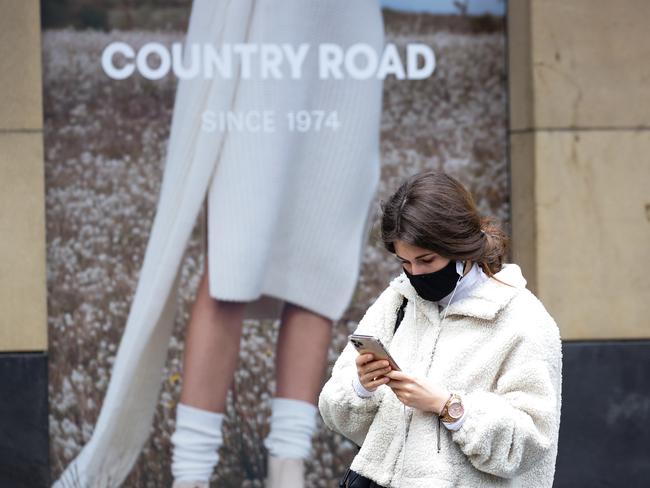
[281,301,332,325]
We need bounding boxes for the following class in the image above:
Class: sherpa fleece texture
[318,263,562,488]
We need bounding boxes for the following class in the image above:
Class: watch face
[449,401,464,419]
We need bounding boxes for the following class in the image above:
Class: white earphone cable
[395,262,464,487]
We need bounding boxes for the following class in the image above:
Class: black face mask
[403,259,462,302]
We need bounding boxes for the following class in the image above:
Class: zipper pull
[437,416,441,453]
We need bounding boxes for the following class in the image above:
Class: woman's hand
[355,353,391,392]
[385,370,450,414]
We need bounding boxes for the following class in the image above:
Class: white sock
[263,397,318,459]
[170,402,225,482]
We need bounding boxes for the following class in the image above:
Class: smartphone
[349,334,401,371]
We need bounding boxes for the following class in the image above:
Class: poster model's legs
[178,265,246,414]
[170,257,246,486]
[275,303,332,406]
[171,255,332,487]
[263,303,333,486]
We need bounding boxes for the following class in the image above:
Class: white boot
[171,481,209,488]
[265,456,305,488]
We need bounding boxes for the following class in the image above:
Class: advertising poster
[43,0,507,486]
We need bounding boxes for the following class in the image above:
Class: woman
[318,170,562,488]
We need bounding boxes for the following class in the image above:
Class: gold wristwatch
[439,392,464,422]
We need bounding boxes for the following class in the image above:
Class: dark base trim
[0,351,49,488]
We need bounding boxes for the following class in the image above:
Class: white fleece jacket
[318,263,562,488]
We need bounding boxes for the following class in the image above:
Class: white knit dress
[53,0,384,486]
[205,0,384,322]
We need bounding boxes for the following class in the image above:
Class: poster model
[42,0,507,486]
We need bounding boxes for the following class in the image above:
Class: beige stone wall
[509,0,650,340]
[0,0,48,351]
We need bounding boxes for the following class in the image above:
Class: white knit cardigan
[318,264,563,488]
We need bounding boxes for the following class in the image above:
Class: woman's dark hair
[380,170,509,279]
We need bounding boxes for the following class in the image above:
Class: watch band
[439,393,453,417]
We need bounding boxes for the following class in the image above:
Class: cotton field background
[44,12,507,487]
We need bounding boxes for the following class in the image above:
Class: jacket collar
[388,263,527,321]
